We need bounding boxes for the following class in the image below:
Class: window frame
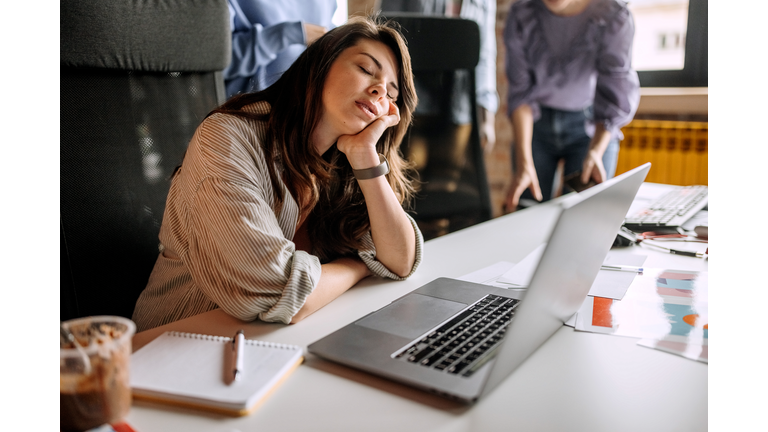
[636,0,707,87]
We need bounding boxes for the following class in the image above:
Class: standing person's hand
[580,124,612,185]
[480,108,496,154]
[504,162,542,213]
[580,149,607,185]
[505,104,539,213]
[303,23,328,45]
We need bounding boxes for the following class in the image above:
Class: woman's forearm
[334,105,416,278]
[356,175,417,277]
[290,257,371,323]
[511,104,535,170]
[589,123,612,156]
[580,123,613,184]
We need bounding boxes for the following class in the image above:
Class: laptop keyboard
[393,294,519,377]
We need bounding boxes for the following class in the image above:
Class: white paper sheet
[496,243,547,287]
[489,244,646,300]
[589,253,647,299]
[574,269,708,363]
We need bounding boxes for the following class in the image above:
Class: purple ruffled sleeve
[503,2,541,119]
[593,5,640,138]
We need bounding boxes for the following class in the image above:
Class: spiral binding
[167,331,299,350]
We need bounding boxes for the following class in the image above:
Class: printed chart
[575,269,708,363]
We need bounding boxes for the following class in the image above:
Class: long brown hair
[209,15,418,262]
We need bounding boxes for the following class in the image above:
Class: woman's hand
[336,101,400,170]
[504,161,542,213]
[580,124,612,185]
[580,148,607,185]
[335,100,415,277]
[303,23,328,45]
[479,107,497,155]
[505,104,538,214]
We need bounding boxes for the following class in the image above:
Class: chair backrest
[385,13,480,71]
[381,13,492,239]
[60,0,231,321]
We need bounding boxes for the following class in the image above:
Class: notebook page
[130,332,303,410]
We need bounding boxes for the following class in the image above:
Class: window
[333,0,349,26]
[628,0,707,87]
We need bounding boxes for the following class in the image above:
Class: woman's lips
[356,100,379,118]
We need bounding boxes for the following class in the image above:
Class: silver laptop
[308,163,651,403]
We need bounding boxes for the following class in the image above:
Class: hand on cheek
[380,100,400,128]
[337,101,400,169]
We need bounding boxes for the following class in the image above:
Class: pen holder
[60,316,136,432]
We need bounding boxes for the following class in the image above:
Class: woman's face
[541,0,589,16]
[315,38,400,150]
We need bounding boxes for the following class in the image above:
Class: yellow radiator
[615,120,708,186]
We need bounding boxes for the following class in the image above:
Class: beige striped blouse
[132,101,424,332]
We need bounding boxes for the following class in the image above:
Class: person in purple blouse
[503,0,640,211]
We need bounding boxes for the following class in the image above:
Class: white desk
[127,193,708,432]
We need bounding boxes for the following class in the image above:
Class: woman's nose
[368,82,386,99]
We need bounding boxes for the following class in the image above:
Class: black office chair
[381,14,493,240]
[60,0,231,321]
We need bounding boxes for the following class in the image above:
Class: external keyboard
[393,294,519,377]
[624,185,708,231]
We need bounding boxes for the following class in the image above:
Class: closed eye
[359,64,397,101]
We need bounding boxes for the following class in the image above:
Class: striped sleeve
[181,113,321,324]
[132,101,423,331]
[187,177,320,323]
[357,213,423,280]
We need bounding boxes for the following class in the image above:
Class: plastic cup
[60,316,136,432]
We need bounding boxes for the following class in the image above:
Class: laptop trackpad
[355,294,467,340]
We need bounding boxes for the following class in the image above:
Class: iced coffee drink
[60,316,136,431]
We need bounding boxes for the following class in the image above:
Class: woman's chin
[344,120,373,136]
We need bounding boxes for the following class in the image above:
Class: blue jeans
[520,106,619,202]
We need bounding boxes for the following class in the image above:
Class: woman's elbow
[389,258,416,279]
[393,267,411,279]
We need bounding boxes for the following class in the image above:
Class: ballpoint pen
[600,265,643,273]
[231,330,245,384]
[640,241,707,258]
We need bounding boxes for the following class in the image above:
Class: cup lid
[60,316,136,357]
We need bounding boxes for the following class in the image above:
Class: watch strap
[352,154,389,180]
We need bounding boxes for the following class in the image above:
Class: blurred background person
[224,0,346,98]
[503,0,639,212]
[377,0,498,194]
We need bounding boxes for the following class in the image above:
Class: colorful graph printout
[574,268,708,363]
[656,270,698,297]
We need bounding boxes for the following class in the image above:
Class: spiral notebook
[130,331,304,416]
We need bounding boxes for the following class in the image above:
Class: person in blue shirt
[224,0,338,98]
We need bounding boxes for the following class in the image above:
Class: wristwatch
[352,154,389,180]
